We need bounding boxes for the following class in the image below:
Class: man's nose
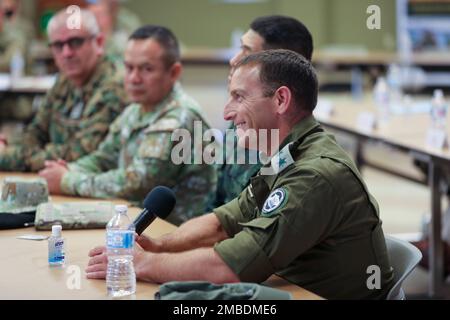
[223,99,236,121]
[128,69,142,83]
[229,50,244,68]
[61,43,75,57]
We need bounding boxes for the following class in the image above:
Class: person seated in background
[206,15,314,212]
[0,8,127,171]
[87,0,141,60]
[0,0,34,121]
[39,25,216,226]
[86,49,394,299]
[0,0,31,72]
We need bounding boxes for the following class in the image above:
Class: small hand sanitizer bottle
[48,224,65,266]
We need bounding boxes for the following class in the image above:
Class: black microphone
[133,186,176,235]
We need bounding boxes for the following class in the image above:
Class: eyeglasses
[48,36,95,52]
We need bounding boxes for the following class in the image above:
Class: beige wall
[124,0,397,51]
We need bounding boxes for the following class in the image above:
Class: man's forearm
[155,213,229,253]
[136,247,239,284]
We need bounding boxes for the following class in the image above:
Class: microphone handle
[134,208,156,235]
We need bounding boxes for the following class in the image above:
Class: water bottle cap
[51,224,62,237]
[433,89,444,100]
[114,204,128,214]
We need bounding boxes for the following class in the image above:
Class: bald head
[46,7,105,87]
[47,8,100,38]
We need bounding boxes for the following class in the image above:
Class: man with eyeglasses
[0,8,128,172]
[39,25,217,226]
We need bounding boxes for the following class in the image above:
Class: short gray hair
[47,8,100,37]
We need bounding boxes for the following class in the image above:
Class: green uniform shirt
[0,56,127,172]
[214,115,394,300]
[205,124,262,212]
[61,83,217,226]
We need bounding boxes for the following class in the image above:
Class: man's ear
[170,62,182,82]
[274,86,292,115]
[94,33,105,55]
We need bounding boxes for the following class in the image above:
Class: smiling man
[206,15,314,212]
[87,49,394,299]
[39,25,216,225]
[0,8,127,171]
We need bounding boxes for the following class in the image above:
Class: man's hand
[86,243,152,281]
[136,233,162,253]
[86,246,107,279]
[38,160,69,194]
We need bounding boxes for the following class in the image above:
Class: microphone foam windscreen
[143,186,176,219]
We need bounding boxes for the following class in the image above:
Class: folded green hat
[155,281,292,300]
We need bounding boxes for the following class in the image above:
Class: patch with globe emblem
[261,188,288,216]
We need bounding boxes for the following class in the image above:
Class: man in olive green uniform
[206,15,314,211]
[0,8,127,171]
[0,0,34,121]
[86,50,394,299]
[39,25,216,226]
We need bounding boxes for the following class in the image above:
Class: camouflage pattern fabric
[205,124,262,212]
[61,83,217,226]
[0,177,48,214]
[0,55,128,172]
[34,202,114,230]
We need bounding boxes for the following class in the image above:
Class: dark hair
[236,49,318,112]
[129,25,180,68]
[250,15,313,61]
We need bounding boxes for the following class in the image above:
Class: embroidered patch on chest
[261,188,287,216]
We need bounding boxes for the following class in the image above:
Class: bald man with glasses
[0,8,127,172]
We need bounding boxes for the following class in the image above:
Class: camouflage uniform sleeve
[24,84,125,172]
[60,113,125,192]
[61,115,183,200]
[0,91,52,171]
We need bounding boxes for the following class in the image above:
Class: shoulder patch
[261,188,288,216]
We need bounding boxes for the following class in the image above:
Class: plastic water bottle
[106,204,136,297]
[48,225,65,266]
[430,89,448,131]
[386,64,403,110]
[373,76,390,123]
[10,49,25,83]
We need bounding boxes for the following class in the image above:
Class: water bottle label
[106,230,134,249]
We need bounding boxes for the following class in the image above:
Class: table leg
[428,161,444,298]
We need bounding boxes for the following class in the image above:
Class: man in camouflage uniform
[87,0,141,60]
[0,8,127,171]
[206,16,314,211]
[39,25,216,226]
